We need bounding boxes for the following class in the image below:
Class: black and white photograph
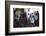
[13,8,39,27]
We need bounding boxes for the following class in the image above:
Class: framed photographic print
[5,1,45,35]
